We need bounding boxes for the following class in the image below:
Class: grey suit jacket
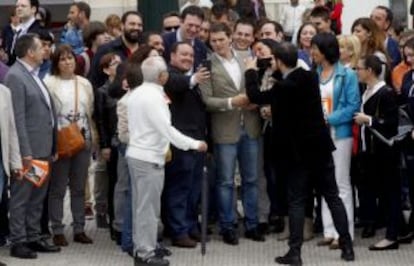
[4,60,56,159]
[0,84,22,176]
[200,52,260,144]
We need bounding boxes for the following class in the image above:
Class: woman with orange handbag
[44,44,96,247]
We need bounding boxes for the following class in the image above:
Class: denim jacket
[317,62,361,139]
[60,25,84,55]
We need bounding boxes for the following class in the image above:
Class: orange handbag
[57,77,85,158]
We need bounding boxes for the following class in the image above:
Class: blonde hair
[338,35,361,68]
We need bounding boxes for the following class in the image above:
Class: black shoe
[398,233,413,244]
[110,228,122,245]
[245,228,265,242]
[10,243,37,259]
[275,250,302,266]
[222,230,239,245]
[0,260,6,266]
[368,241,399,251]
[26,239,61,253]
[134,255,169,266]
[189,230,202,242]
[361,226,376,238]
[269,215,285,233]
[340,244,355,261]
[96,214,109,229]
[257,222,270,235]
[155,243,172,257]
[41,228,51,240]
[126,249,134,257]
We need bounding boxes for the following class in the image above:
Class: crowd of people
[1,0,414,266]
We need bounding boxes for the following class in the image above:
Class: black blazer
[94,81,118,149]
[164,66,206,140]
[8,20,44,66]
[245,68,335,168]
[162,31,207,70]
[359,85,398,155]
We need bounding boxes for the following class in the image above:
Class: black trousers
[284,155,351,255]
[107,145,119,231]
[358,151,402,240]
[404,152,414,232]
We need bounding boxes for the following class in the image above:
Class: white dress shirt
[280,4,306,36]
[216,51,242,110]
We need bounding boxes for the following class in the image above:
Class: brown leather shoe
[317,238,334,246]
[74,232,93,244]
[172,236,197,248]
[189,231,201,242]
[329,239,340,250]
[53,234,68,247]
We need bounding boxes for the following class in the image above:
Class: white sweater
[126,82,201,165]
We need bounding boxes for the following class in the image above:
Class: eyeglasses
[164,26,180,32]
[354,66,367,71]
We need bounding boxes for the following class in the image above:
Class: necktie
[11,29,22,54]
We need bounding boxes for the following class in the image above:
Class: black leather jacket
[94,81,118,149]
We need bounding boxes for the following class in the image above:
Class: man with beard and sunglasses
[89,11,143,90]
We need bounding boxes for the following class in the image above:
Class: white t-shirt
[55,79,91,140]
[320,77,335,137]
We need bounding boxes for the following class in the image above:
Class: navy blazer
[164,65,206,140]
[162,31,207,70]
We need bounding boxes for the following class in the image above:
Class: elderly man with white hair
[126,56,207,266]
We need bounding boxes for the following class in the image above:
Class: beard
[124,29,141,44]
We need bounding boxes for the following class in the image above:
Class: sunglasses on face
[164,26,180,32]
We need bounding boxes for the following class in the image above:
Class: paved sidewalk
[1,186,413,266]
[1,216,414,266]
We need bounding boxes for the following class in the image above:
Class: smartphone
[201,58,211,71]
[257,58,272,70]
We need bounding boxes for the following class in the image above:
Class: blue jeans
[121,174,133,252]
[118,143,133,252]
[215,129,259,232]
[163,148,205,238]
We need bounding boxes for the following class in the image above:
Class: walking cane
[201,166,208,255]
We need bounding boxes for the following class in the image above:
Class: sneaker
[134,255,169,266]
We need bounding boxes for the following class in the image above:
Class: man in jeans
[127,56,207,266]
[200,23,263,245]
